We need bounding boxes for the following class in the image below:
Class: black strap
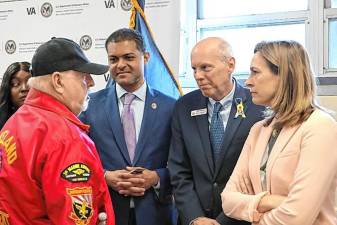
[260,128,281,171]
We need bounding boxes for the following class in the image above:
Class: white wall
[0,0,180,91]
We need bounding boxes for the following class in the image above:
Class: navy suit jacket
[168,82,264,225]
[80,84,176,225]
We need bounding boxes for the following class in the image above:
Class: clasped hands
[105,166,159,197]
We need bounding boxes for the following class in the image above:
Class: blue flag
[129,0,182,99]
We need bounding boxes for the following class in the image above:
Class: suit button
[213,182,218,187]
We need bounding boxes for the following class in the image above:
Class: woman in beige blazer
[221,40,337,225]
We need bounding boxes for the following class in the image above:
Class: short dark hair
[0,61,31,129]
[105,28,146,53]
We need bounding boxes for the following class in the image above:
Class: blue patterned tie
[210,102,225,161]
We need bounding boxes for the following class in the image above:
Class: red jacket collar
[24,88,90,132]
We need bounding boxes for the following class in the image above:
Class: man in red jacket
[0,37,115,225]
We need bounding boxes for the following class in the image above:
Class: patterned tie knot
[124,93,136,106]
[213,102,222,114]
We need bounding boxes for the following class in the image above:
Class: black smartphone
[129,168,144,174]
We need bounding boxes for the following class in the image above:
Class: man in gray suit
[168,37,264,225]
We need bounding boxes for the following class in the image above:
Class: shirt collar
[116,82,147,102]
[209,79,236,107]
[24,88,90,132]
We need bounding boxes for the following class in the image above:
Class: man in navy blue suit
[80,28,176,225]
[168,37,264,225]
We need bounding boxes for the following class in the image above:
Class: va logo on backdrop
[80,35,92,51]
[26,7,37,15]
[121,0,132,11]
[104,0,115,8]
[5,40,16,54]
[41,2,53,17]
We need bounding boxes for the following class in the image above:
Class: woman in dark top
[0,62,31,129]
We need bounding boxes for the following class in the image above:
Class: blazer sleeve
[258,114,337,225]
[168,106,205,225]
[155,167,173,203]
[221,123,268,223]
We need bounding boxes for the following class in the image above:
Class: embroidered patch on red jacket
[66,187,93,225]
[0,210,10,225]
[61,163,91,183]
[0,130,17,165]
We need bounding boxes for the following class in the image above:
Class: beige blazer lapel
[265,124,302,191]
[249,123,273,194]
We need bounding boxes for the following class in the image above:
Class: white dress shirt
[116,82,147,142]
[207,81,236,131]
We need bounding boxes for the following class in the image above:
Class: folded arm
[221,123,269,222]
[259,118,337,224]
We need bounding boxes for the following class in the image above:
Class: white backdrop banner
[0,0,179,91]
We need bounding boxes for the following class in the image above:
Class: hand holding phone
[129,168,144,174]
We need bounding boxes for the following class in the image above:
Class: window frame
[324,7,337,75]
[198,11,308,79]
[179,0,337,93]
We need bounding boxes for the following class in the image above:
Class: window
[200,24,305,77]
[199,0,307,19]
[332,0,337,8]
[179,0,337,92]
[324,1,337,72]
[329,19,337,69]
[179,0,198,89]
[197,0,308,78]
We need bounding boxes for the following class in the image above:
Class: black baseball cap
[31,37,109,76]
